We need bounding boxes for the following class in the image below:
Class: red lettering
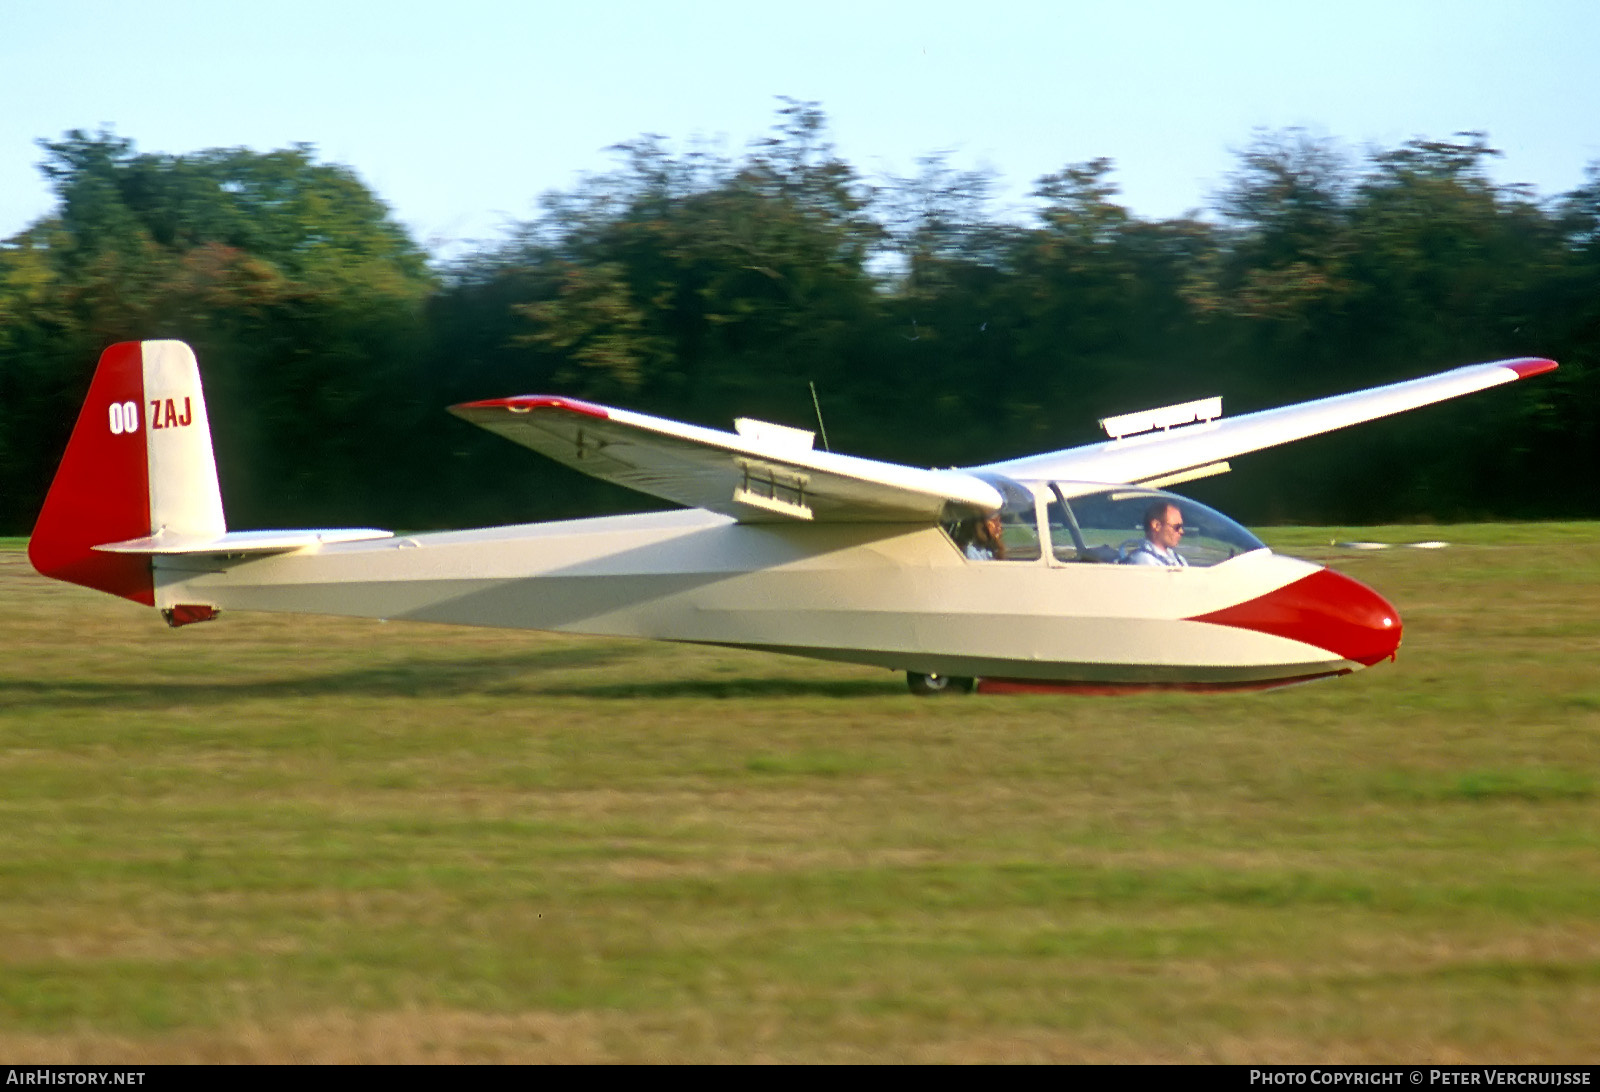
[163,399,179,428]
[178,397,192,427]
[149,400,163,430]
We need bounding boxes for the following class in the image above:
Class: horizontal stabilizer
[95,528,392,556]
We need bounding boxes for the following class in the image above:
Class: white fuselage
[154,508,1359,684]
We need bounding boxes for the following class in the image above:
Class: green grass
[1,526,1597,1061]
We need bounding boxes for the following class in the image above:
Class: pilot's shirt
[1125,541,1187,567]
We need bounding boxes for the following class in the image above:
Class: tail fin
[29,340,225,605]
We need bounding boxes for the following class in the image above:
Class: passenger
[1124,500,1188,567]
[960,513,1007,560]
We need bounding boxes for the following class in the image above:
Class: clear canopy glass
[1046,483,1266,567]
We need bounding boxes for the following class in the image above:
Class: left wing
[974,358,1558,485]
[449,395,1002,523]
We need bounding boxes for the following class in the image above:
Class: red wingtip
[450,394,610,419]
[1505,358,1558,379]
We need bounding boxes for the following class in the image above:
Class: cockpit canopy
[953,477,1267,568]
[1047,483,1266,566]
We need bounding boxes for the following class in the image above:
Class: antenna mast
[809,381,832,453]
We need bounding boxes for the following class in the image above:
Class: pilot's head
[1143,500,1184,551]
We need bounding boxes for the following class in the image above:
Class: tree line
[2,104,1594,534]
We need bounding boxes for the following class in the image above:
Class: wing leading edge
[973,358,1558,485]
[448,395,1003,523]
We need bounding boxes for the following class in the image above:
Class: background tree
[4,114,1594,534]
[1,130,434,529]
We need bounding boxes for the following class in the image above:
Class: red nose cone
[1190,568,1402,667]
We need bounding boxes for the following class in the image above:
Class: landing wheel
[907,671,976,696]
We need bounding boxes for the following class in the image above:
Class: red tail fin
[29,342,156,604]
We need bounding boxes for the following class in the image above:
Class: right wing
[974,358,1558,485]
[449,395,1002,523]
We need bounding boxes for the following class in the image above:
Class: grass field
[1,527,1597,1062]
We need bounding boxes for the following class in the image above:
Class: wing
[974,358,1558,485]
[449,395,1002,523]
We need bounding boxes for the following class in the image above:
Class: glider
[29,341,1557,694]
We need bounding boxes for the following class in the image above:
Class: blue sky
[3,0,1597,255]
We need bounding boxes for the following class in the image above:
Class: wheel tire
[907,672,976,696]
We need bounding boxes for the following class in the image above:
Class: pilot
[960,513,1007,560]
[1125,500,1188,567]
